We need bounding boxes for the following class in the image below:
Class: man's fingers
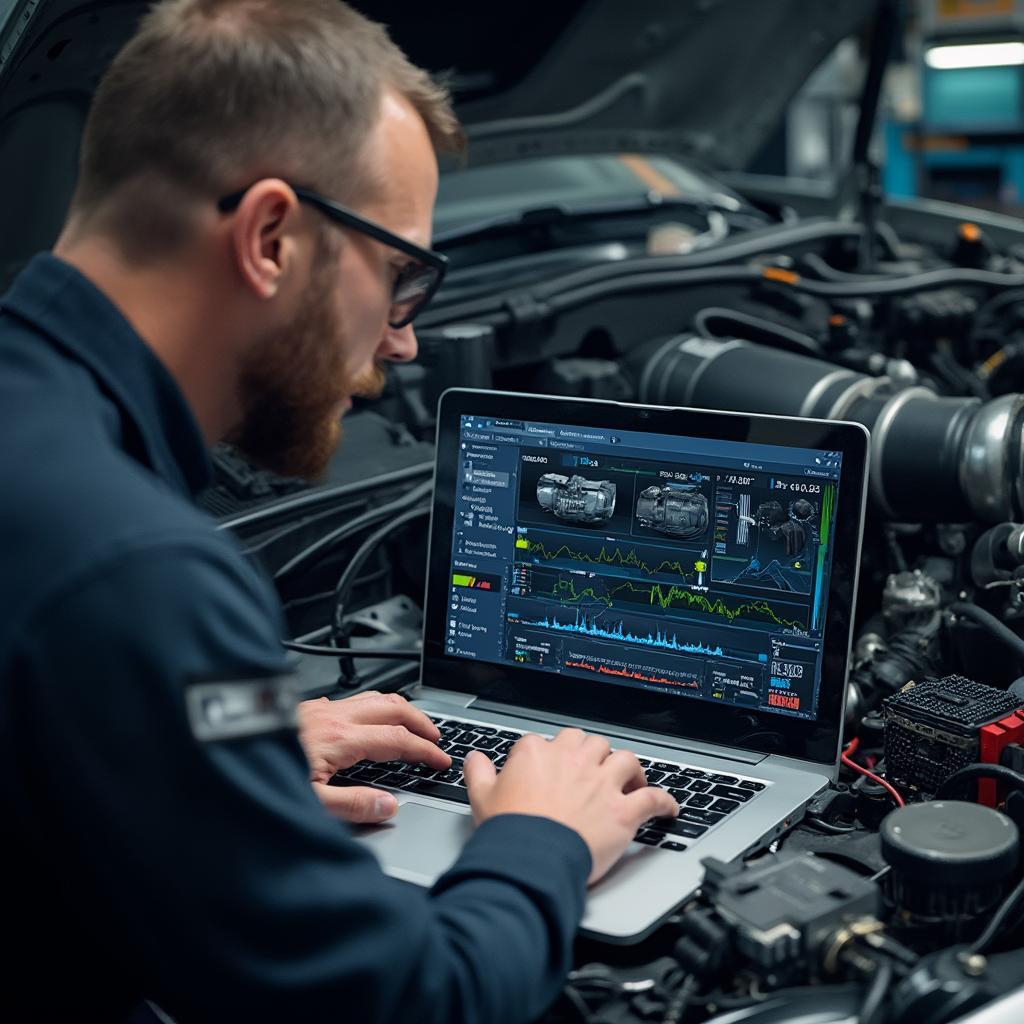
[335,692,440,741]
[358,725,451,769]
[462,750,497,822]
[602,749,648,792]
[552,727,587,749]
[581,733,612,764]
[312,782,398,823]
[623,785,679,826]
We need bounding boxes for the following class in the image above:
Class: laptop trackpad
[356,800,474,885]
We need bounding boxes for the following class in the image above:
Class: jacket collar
[1,253,212,497]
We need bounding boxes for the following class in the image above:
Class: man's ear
[227,179,303,300]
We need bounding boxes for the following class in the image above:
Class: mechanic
[0,1,678,1022]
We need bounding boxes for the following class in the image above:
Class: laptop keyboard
[328,714,769,854]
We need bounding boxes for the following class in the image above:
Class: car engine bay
[202,187,1024,1022]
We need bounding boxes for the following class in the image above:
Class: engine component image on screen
[536,473,616,524]
[635,482,709,539]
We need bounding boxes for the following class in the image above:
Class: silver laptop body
[350,390,870,943]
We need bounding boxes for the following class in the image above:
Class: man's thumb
[313,782,398,823]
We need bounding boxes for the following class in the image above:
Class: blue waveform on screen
[520,608,725,656]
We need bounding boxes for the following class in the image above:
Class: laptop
[333,388,869,943]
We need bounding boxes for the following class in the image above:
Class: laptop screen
[443,412,843,723]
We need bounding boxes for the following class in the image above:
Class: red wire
[842,738,906,808]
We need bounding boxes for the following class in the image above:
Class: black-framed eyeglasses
[217,182,447,328]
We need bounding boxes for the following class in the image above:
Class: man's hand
[463,728,679,884]
[297,691,450,824]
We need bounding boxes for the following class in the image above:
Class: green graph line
[812,484,834,628]
[548,577,804,630]
[522,539,694,579]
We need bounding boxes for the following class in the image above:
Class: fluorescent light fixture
[925,41,1024,69]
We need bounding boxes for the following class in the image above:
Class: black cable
[282,640,421,659]
[273,479,433,583]
[936,763,1024,800]
[693,306,823,357]
[800,252,891,283]
[332,505,431,642]
[803,818,857,835]
[949,601,1024,666]
[543,264,1024,327]
[972,874,1024,954]
[858,961,892,1024]
[662,975,697,1024]
[973,287,1024,329]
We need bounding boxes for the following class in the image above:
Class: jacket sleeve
[13,536,590,1024]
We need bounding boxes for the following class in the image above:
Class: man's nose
[378,323,417,363]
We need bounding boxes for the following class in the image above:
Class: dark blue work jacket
[0,254,589,1023]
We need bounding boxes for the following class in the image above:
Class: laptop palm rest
[356,800,473,884]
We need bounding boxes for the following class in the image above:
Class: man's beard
[227,263,386,481]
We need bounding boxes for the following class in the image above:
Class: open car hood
[1,0,879,169]
[0,0,876,282]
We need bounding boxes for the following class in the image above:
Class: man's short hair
[67,0,463,258]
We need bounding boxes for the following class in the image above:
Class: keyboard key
[377,772,418,789]
[436,769,462,783]
[652,762,677,773]
[663,774,691,788]
[709,798,740,814]
[688,780,711,793]
[707,773,739,785]
[739,780,766,791]
[667,787,689,801]
[645,770,666,784]
[449,745,473,760]
[709,785,753,803]
[637,757,653,767]
[658,819,708,839]
[349,766,387,782]
[408,779,471,804]
[661,841,687,852]
[497,730,521,740]
[634,830,664,846]
[493,754,507,768]
[496,740,514,754]
[678,808,725,827]
[474,726,497,736]
[685,793,713,809]
[429,718,449,727]
[408,764,437,777]
[682,768,707,779]
[473,736,499,750]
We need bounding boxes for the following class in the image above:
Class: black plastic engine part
[880,801,1019,938]
[630,334,1024,522]
[883,676,1024,798]
[889,945,1024,1024]
[699,852,880,983]
[418,322,495,413]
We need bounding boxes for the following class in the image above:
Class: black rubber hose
[935,763,1024,800]
[949,601,1024,666]
[693,306,823,357]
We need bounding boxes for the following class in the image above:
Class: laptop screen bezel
[422,389,869,767]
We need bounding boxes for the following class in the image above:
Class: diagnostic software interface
[446,415,843,721]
